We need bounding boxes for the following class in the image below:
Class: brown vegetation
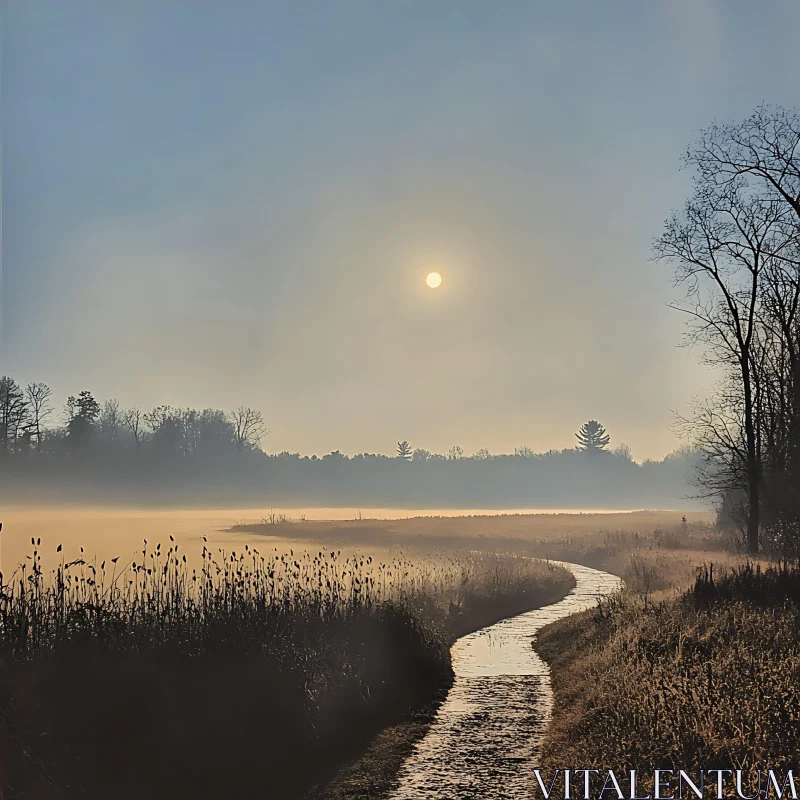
[0,534,572,799]
[535,562,800,788]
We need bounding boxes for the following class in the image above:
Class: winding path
[389,562,622,800]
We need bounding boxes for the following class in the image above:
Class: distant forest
[0,377,703,509]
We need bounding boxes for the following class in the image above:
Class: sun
[426,272,442,289]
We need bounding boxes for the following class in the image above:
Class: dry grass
[0,507,713,585]
[535,561,800,786]
[231,509,714,549]
[1,507,727,796]
[234,510,726,598]
[0,535,572,799]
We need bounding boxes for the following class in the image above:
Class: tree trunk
[743,358,760,554]
[747,470,760,554]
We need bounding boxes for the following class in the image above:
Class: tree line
[0,378,267,458]
[0,381,698,509]
[254,444,698,510]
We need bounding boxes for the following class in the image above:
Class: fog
[0,395,702,512]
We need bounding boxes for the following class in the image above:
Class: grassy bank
[0,535,573,799]
[535,562,800,789]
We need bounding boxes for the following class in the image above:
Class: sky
[2,1,800,461]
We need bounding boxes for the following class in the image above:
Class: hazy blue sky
[3,1,800,460]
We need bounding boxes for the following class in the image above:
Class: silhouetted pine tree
[575,420,610,452]
[397,441,412,460]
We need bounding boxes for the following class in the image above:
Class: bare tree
[613,443,633,461]
[656,106,800,554]
[0,376,29,452]
[674,381,750,502]
[691,107,800,450]
[656,154,797,553]
[688,106,800,222]
[229,407,267,452]
[24,382,53,452]
[123,407,144,449]
[100,399,123,444]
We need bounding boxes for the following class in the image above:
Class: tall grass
[0,536,571,799]
[690,560,800,608]
[536,561,800,785]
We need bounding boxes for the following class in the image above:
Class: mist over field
[0,382,702,510]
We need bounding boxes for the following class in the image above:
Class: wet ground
[389,563,622,799]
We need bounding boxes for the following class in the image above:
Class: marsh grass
[690,560,800,608]
[0,536,571,799]
[233,512,725,603]
[536,560,800,787]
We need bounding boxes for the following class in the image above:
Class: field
[1,505,748,798]
[0,506,581,799]
[0,506,715,591]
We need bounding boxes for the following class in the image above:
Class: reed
[0,537,571,799]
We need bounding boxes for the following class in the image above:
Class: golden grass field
[1,506,715,582]
[5,503,783,798]
[0,504,585,799]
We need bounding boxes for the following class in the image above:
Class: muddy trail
[389,563,622,799]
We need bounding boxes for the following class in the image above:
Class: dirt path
[388,563,622,799]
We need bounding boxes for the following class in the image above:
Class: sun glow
[426,272,442,288]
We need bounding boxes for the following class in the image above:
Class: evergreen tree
[66,391,101,444]
[575,420,611,452]
[397,440,412,460]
